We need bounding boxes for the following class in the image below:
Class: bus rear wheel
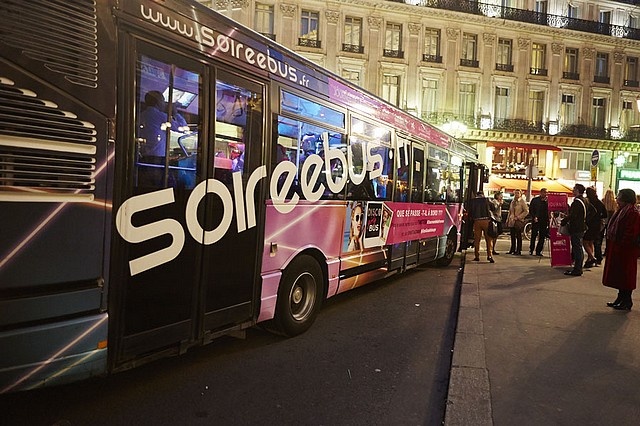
[273,255,324,337]
[436,231,456,266]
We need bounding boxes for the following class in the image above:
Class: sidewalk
[445,236,640,426]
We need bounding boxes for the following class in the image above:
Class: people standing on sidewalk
[489,192,503,256]
[561,184,587,276]
[469,191,495,263]
[602,189,617,257]
[583,187,607,267]
[506,189,528,255]
[603,188,640,310]
[528,188,549,256]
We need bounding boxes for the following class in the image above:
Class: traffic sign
[591,149,600,166]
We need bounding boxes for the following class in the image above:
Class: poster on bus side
[343,201,445,253]
[547,192,572,266]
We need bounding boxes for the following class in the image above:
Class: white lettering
[185,179,233,245]
[115,188,185,276]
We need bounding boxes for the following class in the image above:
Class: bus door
[114,42,264,363]
[200,70,264,332]
[389,136,411,271]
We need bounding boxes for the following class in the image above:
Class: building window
[343,17,363,53]
[384,23,403,58]
[528,90,544,126]
[599,10,611,25]
[560,94,576,128]
[621,100,640,131]
[630,15,639,29]
[563,48,579,79]
[624,57,639,87]
[255,3,274,39]
[530,42,547,75]
[299,10,320,48]
[341,69,361,86]
[594,52,609,83]
[423,28,441,63]
[592,98,606,128]
[496,38,513,71]
[459,83,476,121]
[535,0,547,13]
[461,33,478,67]
[567,4,579,18]
[561,151,590,171]
[494,87,509,122]
[381,74,400,106]
[421,79,438,118]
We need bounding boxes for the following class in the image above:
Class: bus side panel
[260,201,345,310]
[0,314,108,394]
[0,24,114,392]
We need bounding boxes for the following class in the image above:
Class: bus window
[135,55,200,189]
[412,144,425,202]
[281,91,345,128]
[448,165,462,203]
[347,117,393,201]
[425,160,448,202]
[395,138,410,202]
[275,115,345,200]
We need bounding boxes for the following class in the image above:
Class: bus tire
[436,231,456,266]
[273,255,324,337]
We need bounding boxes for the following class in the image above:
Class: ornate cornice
[408,23,421,36]
[230,0,249,9]
[517,37,529,50]
[368,16,382,30]
[614,51,625,64]
[280,3,296,18]
[446,27,459,41]
[483,33,495,46]
[551,42,563,55]
[583,48,595,60]
[325,10,340,24]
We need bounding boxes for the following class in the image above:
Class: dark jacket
[529,195,549,223]
[468,195,491,220]
[561,196,586,234]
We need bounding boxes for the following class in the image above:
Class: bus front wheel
[273,255,324,337]
[436,231,457,266]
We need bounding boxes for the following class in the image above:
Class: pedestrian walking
[468,190,495,263]
[506,189,528,255]
[489,192,503,255]
[528,188,549,256]
[603,188,640,310]
[583,187,607,267]
[561,184,587,276]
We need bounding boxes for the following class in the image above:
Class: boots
[611,290,633,311]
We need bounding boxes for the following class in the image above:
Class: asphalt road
[1,255,463,426]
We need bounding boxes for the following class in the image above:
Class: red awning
[487,141,561,152]
[486,176,573,195]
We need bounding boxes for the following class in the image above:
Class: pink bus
[0,0,484,393]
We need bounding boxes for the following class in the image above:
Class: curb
[444,251,493,426]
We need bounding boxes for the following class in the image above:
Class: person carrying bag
[506,189,529,255]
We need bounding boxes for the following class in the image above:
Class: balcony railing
[298,38,321,48]
[460,58,479,67]
[383,49,404,58]
[624,79,639,87]
[496,63,514,72]
[422,54,442,63]
[563,72,580,80]
[594,75,610,84]
[530,68,548,76]
[390,0,640,42]
[260,32,276,41]
[342,43,364,53]
[420,112,640,142]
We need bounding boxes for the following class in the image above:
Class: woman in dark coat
[603,188,640,310]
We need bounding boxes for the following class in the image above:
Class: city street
[1,256,463,426]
